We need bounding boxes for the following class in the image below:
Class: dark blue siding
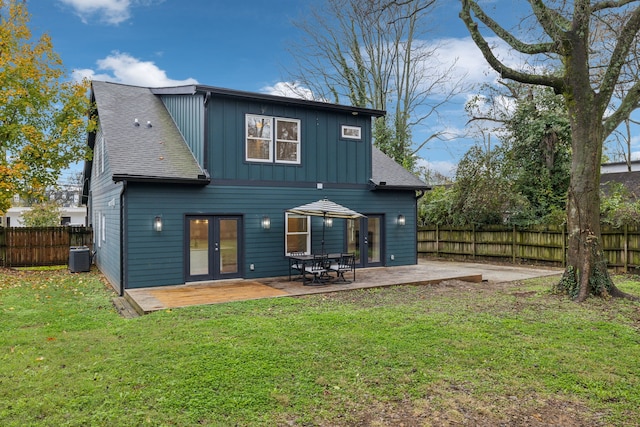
[207,96,372,185]
[124,183,417,288]
[89,125,123,292]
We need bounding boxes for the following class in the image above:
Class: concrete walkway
[122,259,562,315]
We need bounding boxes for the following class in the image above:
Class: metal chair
[329,253,356,283]
[304,254,329,284]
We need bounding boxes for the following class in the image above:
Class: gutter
[112,173,210,185]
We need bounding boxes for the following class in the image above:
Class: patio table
[287,253,341,284]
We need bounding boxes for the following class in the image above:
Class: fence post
[435,224,439,257]
[562,224,566,267]
[472,224,476,259]
[624,224,628,273]
[0,227,5,267]
[512,224,516,264]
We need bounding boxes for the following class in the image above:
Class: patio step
[112,296,140,318]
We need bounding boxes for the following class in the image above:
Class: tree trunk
[564,102,637,301]
[564,104,612,301]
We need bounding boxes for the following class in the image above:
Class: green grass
[1,268,640,426]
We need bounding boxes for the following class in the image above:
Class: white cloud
[72,52,198,87]
[417,158,457,177]
[58,0,162,25]
[59,0,131,24]
[261,81,317,101]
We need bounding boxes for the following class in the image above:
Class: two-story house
[83,81,428,295]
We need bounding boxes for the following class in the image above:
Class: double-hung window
[246,114,300,164]
[285,213,310,255]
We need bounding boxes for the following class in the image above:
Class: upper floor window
[246,114,300,164]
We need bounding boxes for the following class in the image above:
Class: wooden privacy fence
[0,227,93,267]
[418,224,640,272]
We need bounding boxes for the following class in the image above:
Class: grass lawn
[1,267,640,426]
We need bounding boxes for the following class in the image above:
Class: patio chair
[304,254,330,285]
[288,251,306,280]
[329,253,356,283]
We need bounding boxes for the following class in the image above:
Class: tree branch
[467,0,558,55]
[593,0,638,12]
[599,5,640,109]
[460,0,565,92]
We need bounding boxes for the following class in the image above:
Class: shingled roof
[91,81,209,184]
[370,146,429,190]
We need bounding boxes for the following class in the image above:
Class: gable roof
[370,146,429,190]
[91,81,209,184]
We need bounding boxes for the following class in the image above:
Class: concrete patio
[120,259,562,316]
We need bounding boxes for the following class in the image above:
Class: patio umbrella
[287,198,365,254]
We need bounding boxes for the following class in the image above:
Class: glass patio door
[347,215,383,267]
[186,215,242,281]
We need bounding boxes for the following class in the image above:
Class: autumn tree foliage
[0,0,93,214]
[460,0,640,301]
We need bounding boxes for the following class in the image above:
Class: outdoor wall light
[324,217,333,228]
[153,215,163,232]
[261,216,271,230]
[397,214,406,226]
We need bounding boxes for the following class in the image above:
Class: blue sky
[25,0,542,182]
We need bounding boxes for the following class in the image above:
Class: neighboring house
[601,161,640,199]
[601,160,640,174]
[2,186,86,227]
[2,206,87,227]
[83,81,428,295]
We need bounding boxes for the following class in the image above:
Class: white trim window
[246,114,301,164]
[275,118,300,163]
[285,213,310,255]
[101,214,106,243]
[245,114,273,162]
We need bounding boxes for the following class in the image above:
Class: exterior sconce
[397,214,406,226]
[324,217,333,228]
[261,216,271,230]
[153,215,163,232]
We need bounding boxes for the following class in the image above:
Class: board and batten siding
[161,94,205,166]
[89,124,123,292]
[207,96,372,185]
[123,183,418,288]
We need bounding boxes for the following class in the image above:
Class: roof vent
[146,121,152,128]
[134,118,140,127]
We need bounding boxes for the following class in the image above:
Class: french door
[346,215,384,267]
[185,215,242,282]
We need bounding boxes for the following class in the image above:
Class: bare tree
[287,0,465,171]
[461,0,640,301]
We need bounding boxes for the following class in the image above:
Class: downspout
[414,189,427,264]
[119,180,127,296]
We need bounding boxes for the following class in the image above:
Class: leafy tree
[600,181,640,227]
[0,0,94,214]
[21,202,61,227]
[288,0,464,172]
[501,86,571,225]
[460,0,640,301]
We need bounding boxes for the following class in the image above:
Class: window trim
[245,114,301,165]
[341,124,362,141]
[275,117,301,164]
[245,114,273,163]
[285,213,311,255]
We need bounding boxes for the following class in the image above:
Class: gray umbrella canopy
[287,198,365,254]
[287,198,365,219]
